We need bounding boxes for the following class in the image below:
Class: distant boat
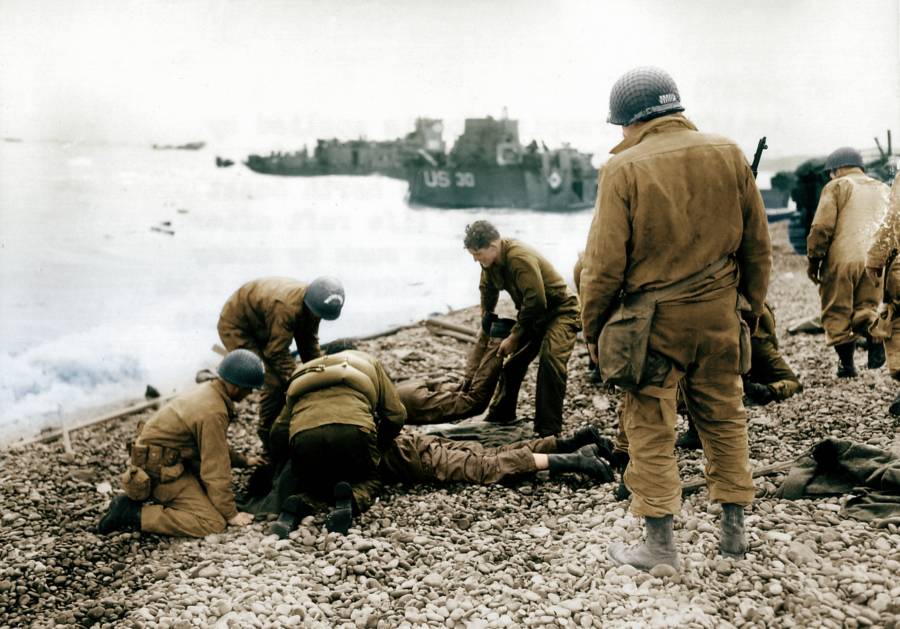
[152,141,205,151]
[406,115,597,212]
[215,156,234,168]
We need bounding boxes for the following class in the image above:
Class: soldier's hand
[498,335,518,358]
[245,455,269,468]
[806,257,823,285]
[866,266,883,283]
[228,512,254,527]
[481,311,498,335]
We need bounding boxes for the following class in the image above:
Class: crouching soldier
[266,350,616,536]
[97,349,264,536]
[397,318,515,424]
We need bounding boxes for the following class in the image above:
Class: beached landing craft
[406,115,597,212]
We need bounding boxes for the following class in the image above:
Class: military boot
[608,514,680,571]
[719,503,748,558]
[269,494,314,539]
[555,426,614,460]
[835,342,857,378]
[324,482,354,535]
[547,445,614,482]
[889,390,900,416]
[675,425,701,450]
[866,336,886,369]
[97,494,142,534]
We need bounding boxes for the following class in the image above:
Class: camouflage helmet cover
[824,146,864,172]
[608,66,684,126]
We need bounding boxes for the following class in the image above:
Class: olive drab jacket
[579,114,771,345]
[479,239,580,343]
[808,171,891,265]
[218,277,323,384]
[866,172,900,303]
[276,350,407,453]
[135,380,239,521]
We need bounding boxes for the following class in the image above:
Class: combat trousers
[381,433,556,485]
[141,472,227,537]
[217,322,286,445]
[819,259,881,346]
[622,291,755,518]
[488,311,579,436]
[398,337,503,424]
[873,304,900,380]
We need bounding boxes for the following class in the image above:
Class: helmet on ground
[304,276,345,320]
[489,318,517,339]
[607,66,684,126]
[824,147,864,172]
[218,349,265,389]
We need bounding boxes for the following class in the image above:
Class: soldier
[265,350,616,537]
[217,276,345,448]
[676,302,803,449]
[464,220,581,436]
[580,67,771,570]
[866,171,900,413]
[807,147,889,377]
[397,317,515,424]
[97,349,265,537]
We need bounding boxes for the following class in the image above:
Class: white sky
[1,0,898,158]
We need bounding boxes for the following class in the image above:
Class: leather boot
[547,445,614,482]
[675,425,701,450]
[889,390,900,416]
[269,494,314,539]
[608,514,680,571]
[555,426,614,460]
[325,482,354,535]
[98,494,142,534]
[719,503,747,558]
[866,335,886,369]
[835,342,857,378]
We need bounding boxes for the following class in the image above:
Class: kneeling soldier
[98,349,264,537]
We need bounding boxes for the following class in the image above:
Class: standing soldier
[807,147,889,377]
[464,220,581,437]
[217,276,345,448]
[98,349,265,537]
[866,171,900,413]
[580,66,771,570]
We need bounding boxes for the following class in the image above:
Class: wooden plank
[425,318,480,338]
[681,460,793,495]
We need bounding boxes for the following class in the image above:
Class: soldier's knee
[197,514,227,536]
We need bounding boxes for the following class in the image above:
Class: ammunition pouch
[286,352,379,407]
[128,442,184,485]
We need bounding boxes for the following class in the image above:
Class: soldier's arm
[580,166,630,345]
[196,415,239,521]
[508,254,548,339]
[737,162,773,315]
[263,305,299,383]
[806,180,844,260]
[373,361,407,446]
[480,270,499,314]
[295,315,324,363]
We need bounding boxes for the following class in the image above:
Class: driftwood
[427,328,478,344]
[681,460,793,495]
[425,318,479,338]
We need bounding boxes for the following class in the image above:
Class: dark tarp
[777,438,900,528]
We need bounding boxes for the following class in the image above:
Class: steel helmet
[824,147,864,172]
[607,66,684,126]
[304,276,345,320]
[218,349,265,389]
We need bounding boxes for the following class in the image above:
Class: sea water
[0,141,594,443]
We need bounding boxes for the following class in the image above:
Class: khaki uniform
[808,172,889,345]
[130,380,238,537]
[398,334,503,424]
[867,172,900,377]
[480,239,581,436]
[747,304,802,400]
[580,114,771,517]
[271,350,407,510]
[218,277,323,440]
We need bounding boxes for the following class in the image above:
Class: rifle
[751,136,768,180]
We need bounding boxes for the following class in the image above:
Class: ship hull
[408,166,596,212]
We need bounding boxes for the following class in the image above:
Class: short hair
[463,220,500,250]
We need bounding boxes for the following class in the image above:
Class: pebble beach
[2,222,899,629]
